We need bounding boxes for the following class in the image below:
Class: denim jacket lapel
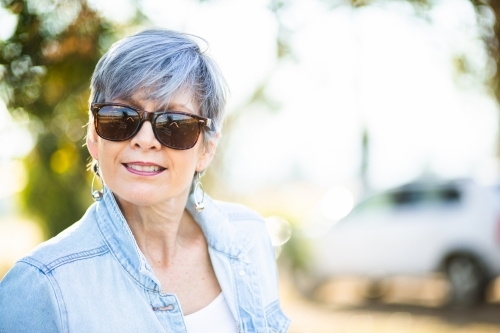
[96,188,160,291]
[186,194,268,332]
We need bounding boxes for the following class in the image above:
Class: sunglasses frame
[90,102,213,150]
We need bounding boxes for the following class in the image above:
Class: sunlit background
[2,0,500,331]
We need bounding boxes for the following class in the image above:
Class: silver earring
[91,163,104,201]
[194,171,205,212]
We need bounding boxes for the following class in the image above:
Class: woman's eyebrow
[128,97,145,110]
[114,97,142,109]
[122,96,195,113]
[166,102,195,113]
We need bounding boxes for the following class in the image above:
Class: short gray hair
[89,28,228,147]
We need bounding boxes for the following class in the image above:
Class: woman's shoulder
[213,200,272,241]
[14,204,107,273]
[213,200,265,223]
[211,199,273,251]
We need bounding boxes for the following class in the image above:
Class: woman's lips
[123,163,166,176]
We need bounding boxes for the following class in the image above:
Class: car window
[438,187,461,202]
[351,186,461,214]
[351,194,393,214]
[392,187,461,207]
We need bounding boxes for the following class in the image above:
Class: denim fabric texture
[0,188,290,333]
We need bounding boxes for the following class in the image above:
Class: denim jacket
[0,188,290,333]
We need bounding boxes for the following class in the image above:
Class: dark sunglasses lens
[155,113,201,149]
[96,106,140,141]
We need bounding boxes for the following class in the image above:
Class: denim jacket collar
[96,188,158,291]
[95,187,255,291]
[185,192,255,258]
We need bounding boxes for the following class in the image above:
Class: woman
[0,29,290,333]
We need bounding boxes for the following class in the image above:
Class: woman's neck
[114,192,199,267]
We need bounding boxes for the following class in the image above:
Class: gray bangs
[89,29,228,140]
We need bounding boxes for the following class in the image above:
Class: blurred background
[2,0,500,331]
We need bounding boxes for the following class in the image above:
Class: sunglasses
[90,102,213,150]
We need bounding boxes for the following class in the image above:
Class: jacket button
[238,270,246,277]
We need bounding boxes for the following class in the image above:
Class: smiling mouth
[124,164,166,173]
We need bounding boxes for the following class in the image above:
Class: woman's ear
[86,124,99,160]
[196,135,219,172]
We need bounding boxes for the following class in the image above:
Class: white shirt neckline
[183,292,225,319]
[183,292,238,333]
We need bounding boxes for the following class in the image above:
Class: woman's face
[86,90,215,207]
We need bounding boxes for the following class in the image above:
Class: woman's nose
[130,121,162,150]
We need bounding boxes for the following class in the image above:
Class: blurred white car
[303,179,500,307]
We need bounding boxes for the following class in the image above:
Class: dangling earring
[91,162,104,201]
[194,171,205,212]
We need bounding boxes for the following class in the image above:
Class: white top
[184,293,238,333]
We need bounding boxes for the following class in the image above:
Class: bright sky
[137,0,498,193]
[0,0,498,200]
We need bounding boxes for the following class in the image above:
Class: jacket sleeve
[0,261,65,333]
[255,221,291,333]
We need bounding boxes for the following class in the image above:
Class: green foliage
[280,225,310,272]
[0,0,119,237]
